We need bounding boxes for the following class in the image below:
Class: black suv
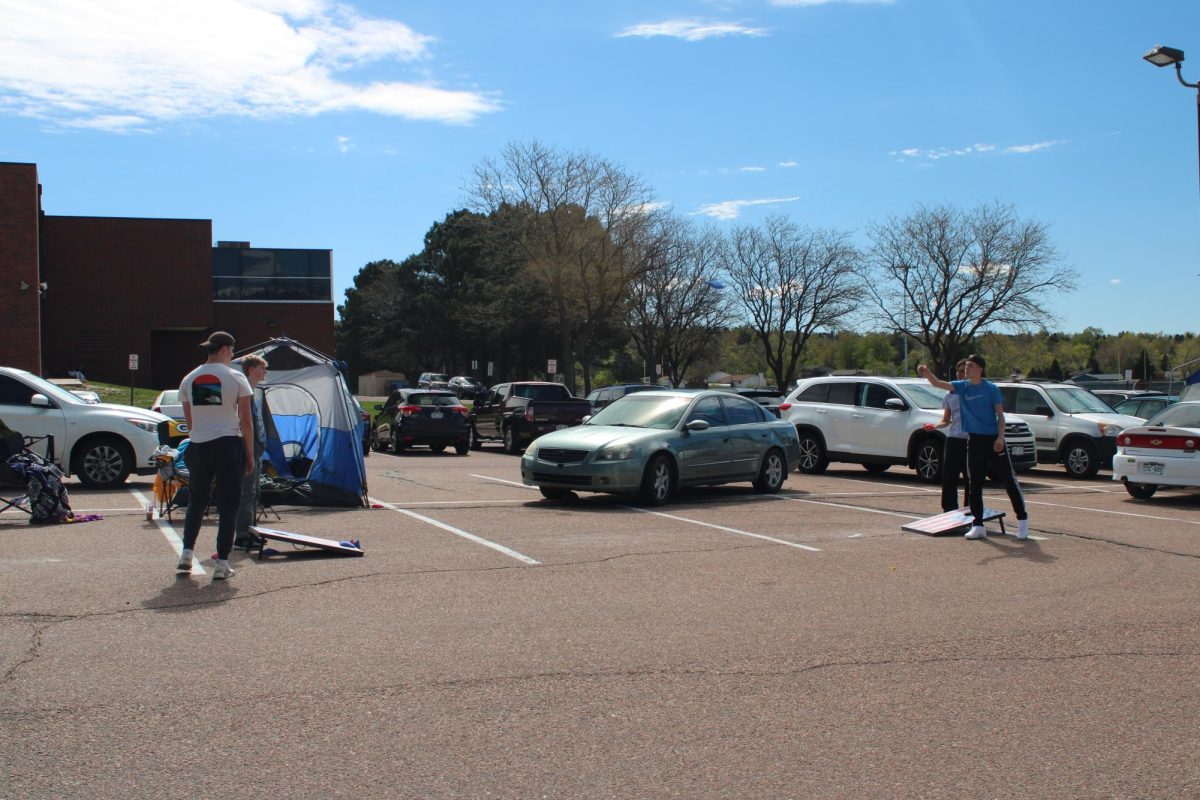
[370,389,470,455]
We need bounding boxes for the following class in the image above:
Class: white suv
[782,376,1037,481]
[995,381,1144,478]
[0,367,169,488]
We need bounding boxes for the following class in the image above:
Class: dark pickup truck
[469,381,592,453]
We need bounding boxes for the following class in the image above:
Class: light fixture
[1144,44,1185,68]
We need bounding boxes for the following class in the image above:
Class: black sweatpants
[965,433,1027,527]
[181,436,246,560]
[941,436,969,513]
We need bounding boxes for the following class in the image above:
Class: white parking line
[625,506,822,552]
[1024,499,1200,525]
[472,474,528,489]
[128,488,205,575]
[774,494,1048,540]
[369,496,540,565]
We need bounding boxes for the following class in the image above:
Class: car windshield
[897,383,947,410]
[1046,387,1116,414]
[1145,402,1200,428]
[17,370,83,405]
[587,394,692,430]
[427,374,449,382]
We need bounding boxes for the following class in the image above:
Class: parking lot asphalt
[3,449,1199,799]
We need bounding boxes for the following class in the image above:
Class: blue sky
[2,0,1198,334]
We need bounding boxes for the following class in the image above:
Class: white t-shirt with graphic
[179,363,252,444]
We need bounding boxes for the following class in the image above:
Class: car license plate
[1009,446,1026,455]
[430,411,443,419]
[1140,462,1164,476]
[555,424,567,430]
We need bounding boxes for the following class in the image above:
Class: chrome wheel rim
[764,454,783,487]
[1066,448,1089,474]
[798,439,820,470]
[84,445,123,484]
[917,445,939,480]
[651,462,671,500]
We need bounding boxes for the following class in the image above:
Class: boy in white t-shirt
[175,331,254,580]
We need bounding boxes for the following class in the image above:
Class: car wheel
[369,432,384,453]
[469,424,482,451]
[429,444,447,454]
[73,436,132,489]
[454,442,469,455]
[915,438,942,483]
[502,425,521,454]
[1063,439,1099,478]
[863,463,890,474]
[637,454,675,506]
[753,448,786,493]
[795,431,828,474]
[539,487,574,501]
[1124,481,1157,500]
[392,436,407,455]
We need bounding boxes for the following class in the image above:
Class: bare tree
[626,218,732,387]
[720,216,863,390]
[467,139,663,393]
[865,202,1078,377]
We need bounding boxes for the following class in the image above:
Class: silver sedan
[520,390,802,505]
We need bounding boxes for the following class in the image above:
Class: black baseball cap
[200,331,235,352]
[966,353,986,372]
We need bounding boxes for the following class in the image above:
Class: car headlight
[524,444,538,460]
[126,418,159,433]
[597,443,634,461]
[1097,422,1120,436]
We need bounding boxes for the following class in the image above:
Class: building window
[212,248,331,302]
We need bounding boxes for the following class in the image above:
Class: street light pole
[1144,45,1200,202]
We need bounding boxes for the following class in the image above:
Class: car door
[845,381,909,457]
[720,395,769,478]
[0,373,69,461]
[1002,386,1056,459]
[675,395,730,483]
[822,381,860,453]
[476,384,508,438]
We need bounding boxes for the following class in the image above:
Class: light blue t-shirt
[950,379,1003,435]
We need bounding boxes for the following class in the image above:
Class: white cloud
[617,19,768,41]
[739,165,766,172]
[336,134,354,153]
[1004,140,1067,154]
[891,140,1064,162]
[770,0,895,6]
[691,196,801,221]
[1110,278,1121,285]
[0,0,500,130]
[777,160,798,168]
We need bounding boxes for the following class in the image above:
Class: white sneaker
[212,560,235,580]
[964,525,987,540]
[1017,519,1029,540]
[176,549,194,572]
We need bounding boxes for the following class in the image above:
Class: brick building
[0,162,334,388]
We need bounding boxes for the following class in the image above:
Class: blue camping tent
[238,338,367,507]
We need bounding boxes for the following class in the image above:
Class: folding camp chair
[1,430,57,518]
[146,444,190,521]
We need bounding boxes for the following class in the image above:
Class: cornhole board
[901,507,1006,537]
[250,525,364,559]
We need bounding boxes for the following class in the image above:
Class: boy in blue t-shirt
[917,354,1029,540]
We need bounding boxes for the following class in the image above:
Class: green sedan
[520,389,802,505]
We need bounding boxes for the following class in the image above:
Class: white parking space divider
[369,496,541,565]
[128,488,205,575]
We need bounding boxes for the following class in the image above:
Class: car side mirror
[31,393,51,408]
[685,419,710,432]
[581,414,592,424]
[1034,405,1053,417]
[884,398,907,411]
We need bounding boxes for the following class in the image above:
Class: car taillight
[524,406,535,422]
[152,406,161,413]
[451,406,468,416]
[778,403,792,412]
[399,405,422,417]
[1120,432,1196,451]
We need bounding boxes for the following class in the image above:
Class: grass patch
[88,382,160,410]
